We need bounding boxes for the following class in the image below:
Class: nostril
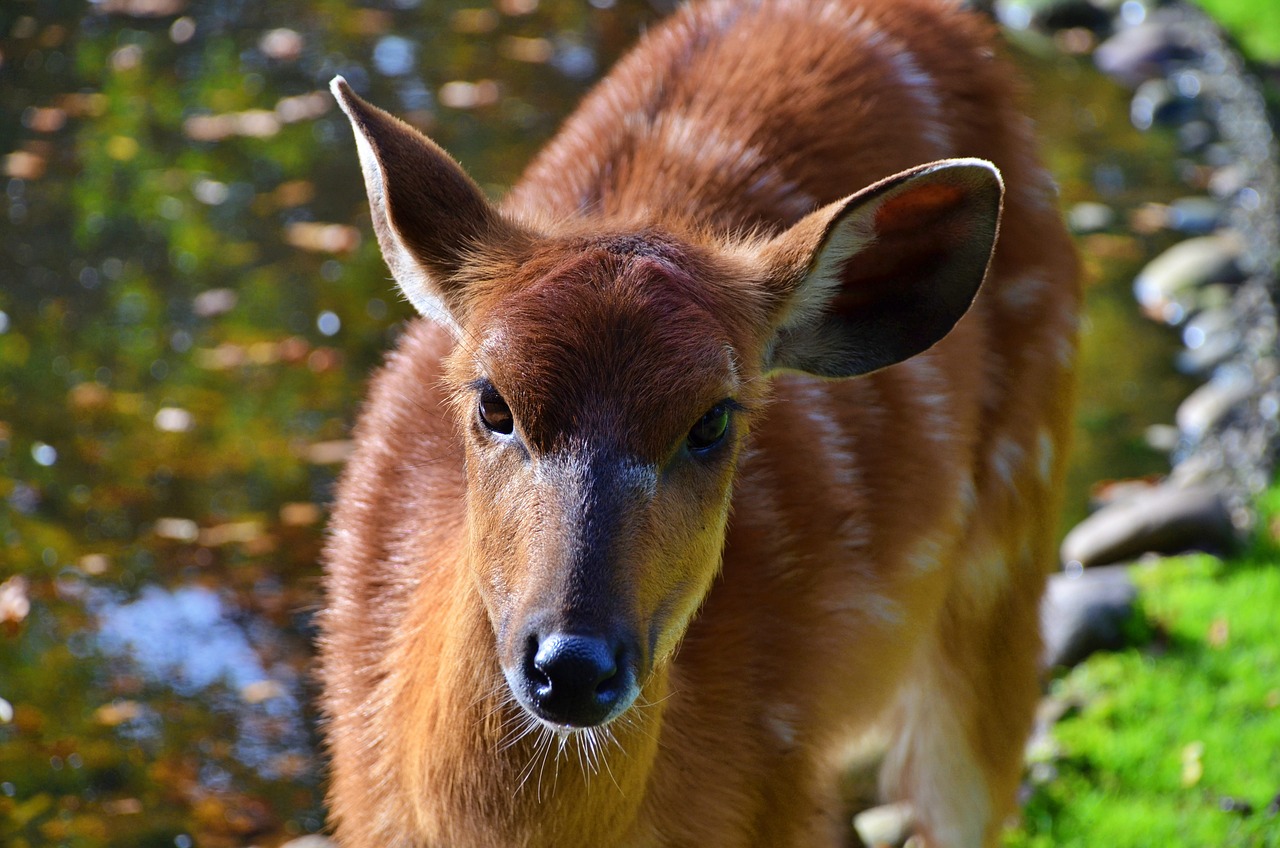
[520,632,637,726]
[593,645,627,695]
[533,634,615,687]
[523,634,549,688]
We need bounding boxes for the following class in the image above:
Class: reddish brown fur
[320,1,1080,846]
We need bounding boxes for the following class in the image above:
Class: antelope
[319,0,1080,845]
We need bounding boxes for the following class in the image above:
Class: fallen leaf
[0,576,30,624]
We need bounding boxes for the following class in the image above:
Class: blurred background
[0,0,1276,846]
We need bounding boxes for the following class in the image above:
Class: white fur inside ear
[333,77,463,336]
[778,199,879,332]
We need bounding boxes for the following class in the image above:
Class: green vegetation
[1007,487,1280,846]
[1196,0,1280,64]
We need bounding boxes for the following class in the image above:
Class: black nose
[521,633,636,727]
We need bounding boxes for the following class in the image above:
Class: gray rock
[1144,423,1182,453]
[1041,565,1138,669]
[1131,78,1201,131]
[1176,120,1217,154]
[1095,20,1199,87]
[1031,0,1112,33]
[853,802,914,848]
[1087,476,1159,513]
[1167,196,1222,235]
[1176,368,1255,439]
[1209,164,1248,199]
[1060,482,1240,567]
[1176,332,1240,375]
[1133,232,1245,323]
[1177,307,1241,374]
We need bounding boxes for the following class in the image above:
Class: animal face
[445,235,770,727]
[330,76,1001,729]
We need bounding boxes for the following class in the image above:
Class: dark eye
[478,387,514,435]
[687,403,730,452]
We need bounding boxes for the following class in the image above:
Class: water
[0,3,1191,843]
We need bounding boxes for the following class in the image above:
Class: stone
[1176,120,1216,155]
[1167,196,1222,235]
[1041,564,1138,669]
[1133,232,1245,323]
[1177,307,1241,374]
[281,837,337,848]
[1060,483,1240,567]
[1130,78,1200,131]
[1176,331,1240,375]
[853,802,915,848]
[1176,368,1255,439]
[1094,20,1199,87]
[1144,423,1181,453]
[1032,0,1112,33]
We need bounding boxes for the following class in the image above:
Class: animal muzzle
[510,628,641,727]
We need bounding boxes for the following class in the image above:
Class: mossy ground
[1005,486,1280,846]
[1194,0,1280,64]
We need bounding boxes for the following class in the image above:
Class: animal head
[331,77,1002,729]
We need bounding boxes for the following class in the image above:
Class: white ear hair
[774,199,878,334]
[761,158,1003,379]
[330,76,530,333]
[334,78,464,335]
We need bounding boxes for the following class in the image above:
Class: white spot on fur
[643,113,817,220]
[883,651,993,848]
[883,46,952,152]
[765,702,800,747]
[988,436,1025,489]
[999,272,1050,312]
[906,535,944,575]
[788,3,951,152]
[1052,325,1078,369]
[904,356,955,443]
[823,591,905,627]
[791,381,862,492]
[1026,163,1061,212]
[955,474,978,522]
[1036,428,1055,486]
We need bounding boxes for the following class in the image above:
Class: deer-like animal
[319,0,1079,845]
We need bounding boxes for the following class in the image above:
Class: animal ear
[330,77,528,329]
[758,159,1003,378]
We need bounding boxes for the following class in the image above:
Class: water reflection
[92,585,310,776]
[0,0,1192,843]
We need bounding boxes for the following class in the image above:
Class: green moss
[1007,490,1280,846]
[1197,0,1280,63]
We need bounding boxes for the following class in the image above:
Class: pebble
[1167,196,1222,235]
[1144,423,1181,453]
[853,802,914,848]
[1032,0,1113,34]
[1177,307,1241,374]
[280,837,337,848]
[1040,564,1138,669]
[1176,368,1255,439]
[1060,482,1240,567]
[1130,78,1201,131]
[1132,232,1245,323]
[1094,20,1199,88]
[1176,330,1240,375]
